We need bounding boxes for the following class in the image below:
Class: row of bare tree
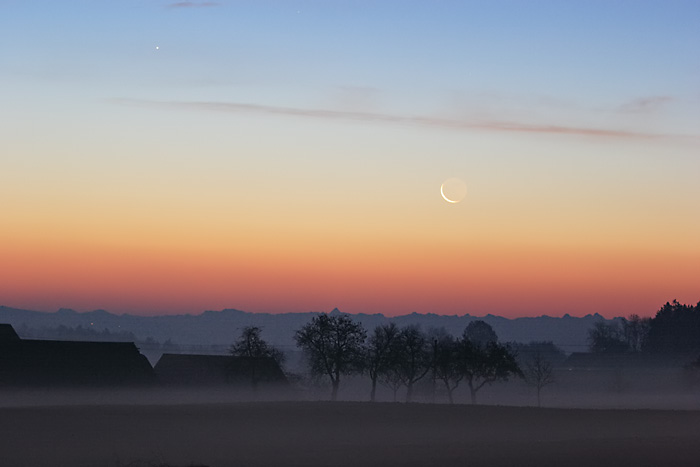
[293,314,536,404]
[231,314,556,405]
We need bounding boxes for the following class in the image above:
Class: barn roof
[154,353,287,386]
[0,323,20,342]
[0,324,155,386]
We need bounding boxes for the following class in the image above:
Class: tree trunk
[443,380,454,404]
[537,387,541,408]
[406,382,414,402]
[370,378,377,402]
[331,379,340,401]
[470,387,477,405]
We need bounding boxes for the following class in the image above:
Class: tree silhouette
[294,313,366,401]
[366,323,400,402]
[431,333,463,404]
[621,314,651,353]
[230,326,284,390]
[523,351,554,407]
[391,326,433,402]
[380,365,404,402]
[230,326,284,363]
[457,338,522,404]
[644,300,700,355]
[464,320,498,348]
[588,321,628,354]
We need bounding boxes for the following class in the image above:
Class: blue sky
[1,1,699,316]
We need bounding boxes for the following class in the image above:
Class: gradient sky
[1,1,699,318]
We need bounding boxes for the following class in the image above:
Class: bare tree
[294,313,367,401]
[391,326,433,402]
[231,326,284,363]
[380,367,404,402]
[366,323,400,402]
[524,352,554,407]
[432,334,462,404]
[458,338,522,405]
[230,326,284,390]
[588,321,628,354]
[622,314,651,353]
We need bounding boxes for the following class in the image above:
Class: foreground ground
[2,399,700,466]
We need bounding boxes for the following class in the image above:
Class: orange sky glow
[2,2,698,319]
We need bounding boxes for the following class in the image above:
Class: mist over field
[3,304,700,466]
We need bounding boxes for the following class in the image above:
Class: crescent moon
[440,183,459,203]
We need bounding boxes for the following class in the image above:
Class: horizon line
[0,304,631,320]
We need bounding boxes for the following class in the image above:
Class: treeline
[589,300,700,356]
[231,315,560,404]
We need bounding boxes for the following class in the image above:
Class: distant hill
[0,305,619,354]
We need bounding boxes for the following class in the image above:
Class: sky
[1,0,699,318]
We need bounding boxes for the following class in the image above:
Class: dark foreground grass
[2,401,700,466]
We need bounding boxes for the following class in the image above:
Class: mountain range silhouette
[0,305,618,352]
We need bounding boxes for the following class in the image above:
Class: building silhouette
[155,353,288,387]
[0,323,155,387]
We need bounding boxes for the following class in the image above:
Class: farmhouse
[154,353,288,387]
[0,323,155,387]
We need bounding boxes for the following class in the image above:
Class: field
[2,395,700,467]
